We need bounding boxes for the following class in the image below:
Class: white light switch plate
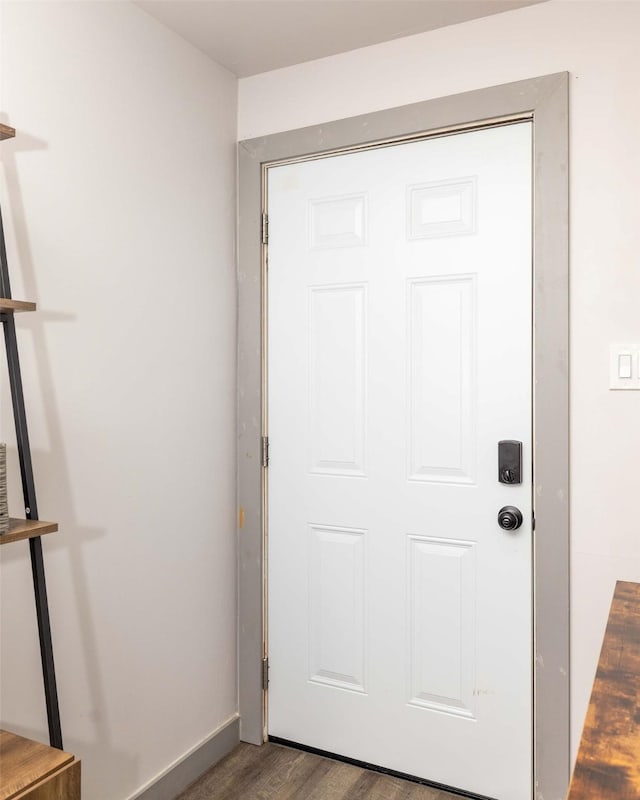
[610,343,640,389]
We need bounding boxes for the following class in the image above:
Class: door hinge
[261,213,269,245]
[261,435,270,467]
[532,510,536,531]
[262,657,269,691]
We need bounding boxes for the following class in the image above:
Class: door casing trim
[237,72,569,800]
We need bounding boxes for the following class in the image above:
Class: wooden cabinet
[0,730,80,800]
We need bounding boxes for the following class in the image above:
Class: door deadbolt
[497,506,523,531]
[498,440,522,484]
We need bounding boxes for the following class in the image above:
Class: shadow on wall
[0,114,138,793]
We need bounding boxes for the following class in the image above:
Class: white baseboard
[129,715,240,800]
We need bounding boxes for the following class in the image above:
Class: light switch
[610,344,640,390]
[618,353,632,379]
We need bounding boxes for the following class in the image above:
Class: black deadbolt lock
[498,440,522,484]
[498,506,523,531]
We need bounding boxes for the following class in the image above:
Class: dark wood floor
[177,742,461,800]
[568,581,640,799]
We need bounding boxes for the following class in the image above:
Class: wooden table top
[0,730,74,800]
[568,580,640,799]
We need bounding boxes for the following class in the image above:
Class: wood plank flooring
[177,742,461,800]
[568,580,640,799]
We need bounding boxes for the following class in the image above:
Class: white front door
[266,122,533,800]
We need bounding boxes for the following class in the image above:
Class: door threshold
[268,736,496,800]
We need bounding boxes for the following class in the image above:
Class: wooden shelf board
[0,519,58,546]
[0,299,36,314]
[0,124,16,141]
[0,729,74,800]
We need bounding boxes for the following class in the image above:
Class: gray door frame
[238,72,569,800]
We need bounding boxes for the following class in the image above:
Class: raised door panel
[309,285,367,476]
[408,276,476,484]
[309,524,366,693]
[407,536,477,718]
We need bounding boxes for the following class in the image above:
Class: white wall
[0,3,237,799]
[239,0,640,763]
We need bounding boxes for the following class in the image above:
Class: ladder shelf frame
[0,138,63,749]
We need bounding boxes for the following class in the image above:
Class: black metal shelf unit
[0,124,63,749]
